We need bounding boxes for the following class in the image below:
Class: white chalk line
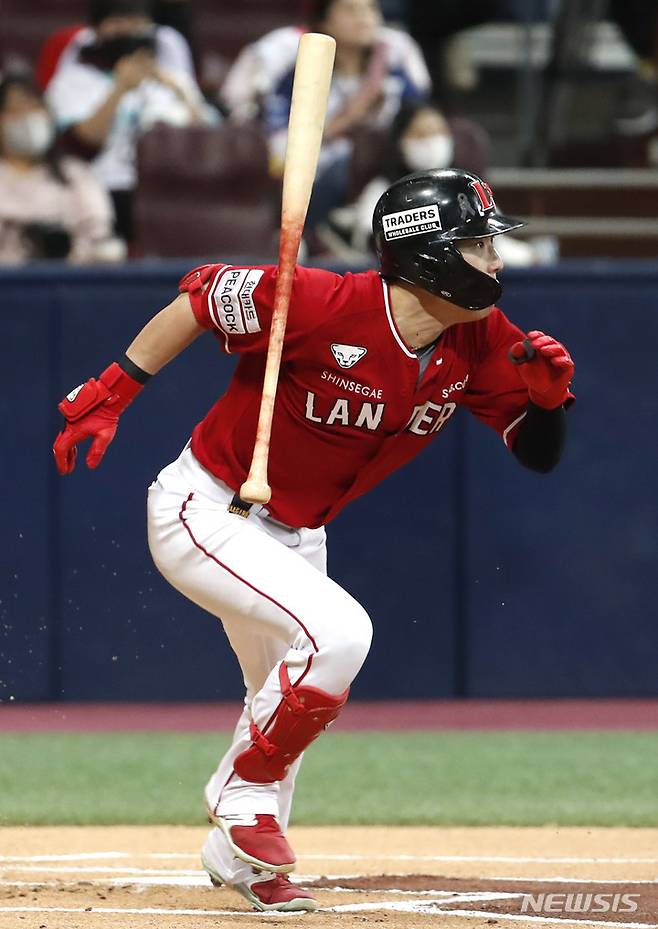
[0,852,131,863]
[0,875,210,888]
[1,902,656,926]
[0,906,293,918]
[327,898,657,926]
[2,862,656,883]
[487,877,658,885]
[0,894,521,918]
[2,859,655,894]
[3,851,658,864]
[400,908,658,929]
[2,852,656,925]
[0,865,203,875]
[0,873,322,889]
[0,879,455,892]
[0,865,658,893]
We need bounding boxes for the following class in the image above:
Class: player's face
[457,236,504,277]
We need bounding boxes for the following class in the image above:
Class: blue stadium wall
[2,261,657,702]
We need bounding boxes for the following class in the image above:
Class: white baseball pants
[147,444,372,876]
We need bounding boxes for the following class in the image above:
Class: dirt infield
[1,826,656,929]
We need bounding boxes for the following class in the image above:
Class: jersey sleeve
[461,309,531,449]
[178,262,339,355]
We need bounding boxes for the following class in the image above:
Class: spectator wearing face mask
[320,100,556,266]
[221,0,431,234]
[0,74,121,265]
[392,103,456,176]
[46,0,216,244]
[317,101,459,257]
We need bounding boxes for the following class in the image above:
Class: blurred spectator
[0,74,122,265]
[321,101,457,256]
[318,99,557,266]
[609,0,658,137]
[36,0,195,93]
[221,0,431,233]
[36,27,90,93]
[45,0,216,244]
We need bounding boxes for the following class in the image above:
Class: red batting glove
[509,330,574,409]
[53,362,144,474]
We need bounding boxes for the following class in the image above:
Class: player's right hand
[53,362,144,475]
[509,330,574,409]
[53,391,119,475]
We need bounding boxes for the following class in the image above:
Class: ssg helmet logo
[470,179,494,214]
[331,343,368,369]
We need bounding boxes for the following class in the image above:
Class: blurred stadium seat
[489,168,658,257]
[448,116,492,179]
[134,121,278,259]
[1,0,86,70]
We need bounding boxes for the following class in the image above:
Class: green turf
[1,731,657,827]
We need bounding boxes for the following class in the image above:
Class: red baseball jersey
[181,263,532,529]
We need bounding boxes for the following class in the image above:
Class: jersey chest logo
[331,343,367,369]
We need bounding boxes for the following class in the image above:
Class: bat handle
[508,338,536,365]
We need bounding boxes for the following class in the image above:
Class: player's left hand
[509,330,574,409]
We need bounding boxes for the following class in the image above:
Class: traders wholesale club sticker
[382,203,442,240]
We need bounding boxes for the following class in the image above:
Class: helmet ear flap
[412,244,501,310]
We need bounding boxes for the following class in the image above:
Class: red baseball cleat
[213,813,296,873]
[240,873,318,912]
[202,848,317,912]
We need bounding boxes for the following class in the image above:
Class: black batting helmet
[373,168,524,310]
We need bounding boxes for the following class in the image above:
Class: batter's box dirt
[2,827,658,928]
[309,875,658,925]
[1,876,657,929]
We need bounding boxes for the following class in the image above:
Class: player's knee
[324,604,373,684]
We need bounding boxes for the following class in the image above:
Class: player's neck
[389,281,492,350]
[388,282,454,350]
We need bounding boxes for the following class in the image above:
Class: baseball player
[53,169,574,913]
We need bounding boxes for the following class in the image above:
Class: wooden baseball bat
[239,33,336,506]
